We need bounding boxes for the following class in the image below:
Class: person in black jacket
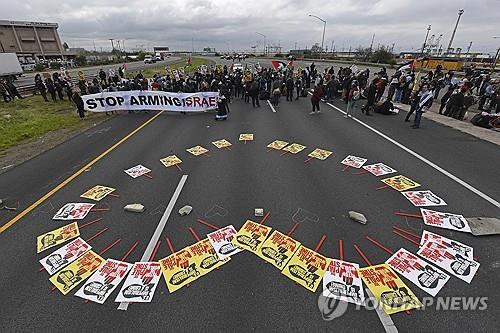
[439,85,454,114]
[444,88,465,118]
[72,91,85,119]
[361,79,377,116]
[45,78,57,101]
[249,80,260,107]
[285,76,294,101]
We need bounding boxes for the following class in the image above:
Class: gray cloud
[1,0,499,54]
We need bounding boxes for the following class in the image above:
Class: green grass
[125,57,210,79]
[0,95,105,152]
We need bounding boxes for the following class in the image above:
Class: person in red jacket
[310,83,324,115]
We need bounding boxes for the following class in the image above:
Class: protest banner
[322,259,365,305]
[80,185,116,201]
[341,155,367,168]
[420,209,471,233]
[239,134,254,141]
[207,225,243,260]
[160,155,183,168]
[75,259,132,304]
[53,203,95,220]
[50,250,104,295]
[358,264,423,314]
[81,91,219,112]
[40,237,91,274]
[186,145,209,156]
[308,148,333,160]
[386,248,450,296]
[419,230,473,259]
[256,230,301,269]
[212,139,232,149]
[401,190,447,207]
[381,175,421,192]
[159,247,201,293]
[417,241,479,283]
[37,222,80,253]
[115,262,162,302]
[362,163,397,176]
[267,140,289,150]
[282,245,329,292]
[282,143,307,154]
[124,164,151,178]
[231,220,272,254]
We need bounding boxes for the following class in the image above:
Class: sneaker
[344,115,349,118]
[309,112,316,115]
[316,111,321,114]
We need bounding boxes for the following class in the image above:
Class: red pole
[259,210,271,225]
[189,227,201,242]
[365,235,394,255]
[148,240,161,261]
[375,185,390,190]
[98,239,121,256]
[196,219,220,230]
[90,208,111,212]
[394,212,423,219]
[166,237,175,254]
[314,235,327,252]
[342,165,350,172]
[287,223,299,237]
[144,173,153,179]
[392,230,420,246]
[79,217,103,229]
[120,241,139,261]
[353,244,372,266]
[393,226,420,239]
[86,228,109,243]
[339,239,344,261]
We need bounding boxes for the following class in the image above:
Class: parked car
[144,55,156,64]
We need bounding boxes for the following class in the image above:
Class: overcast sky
[2,0,499,54]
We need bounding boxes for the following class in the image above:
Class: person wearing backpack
[345,80,360,118]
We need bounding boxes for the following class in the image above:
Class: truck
[0,53,23,78]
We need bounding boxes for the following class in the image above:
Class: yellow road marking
[0,111,164,234]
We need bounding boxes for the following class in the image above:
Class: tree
[370,46,394,64]
[75,54,87,66]
[62,42,69,50]
[311,43,322,53]
[137,51,148,61]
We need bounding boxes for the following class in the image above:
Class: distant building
[0,20,66,63]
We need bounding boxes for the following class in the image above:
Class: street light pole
[308,14,327,60]
[421,25,431,57]
[492,37,500,73]
[256,32,266,56]
[446,9,464,54]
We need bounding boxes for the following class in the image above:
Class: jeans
[346,100,357,116]
[395,89,403,102]
[414,111,423,128]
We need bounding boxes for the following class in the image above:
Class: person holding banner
[411,84,433,129]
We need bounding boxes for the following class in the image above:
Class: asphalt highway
[0,58,499,332]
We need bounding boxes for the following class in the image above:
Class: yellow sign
[77,70,85,80]
[381,175,421,192]
[256,230,300,269]
[308,148,333,160]
[216,64,224,74]
[212,139,232,149]
[159,239,229,293]
[244,69,253,82]
[282,245,329,292]
[160,155,182,168]
[267,140,289,150]
[358,264,423,314]
[239,134,254,141]
[231,220,272,254]
[187,145,209,156]
[80,185,116,201]
[283,143,306,154]
[49,250,104,295]
[36,222,80,253]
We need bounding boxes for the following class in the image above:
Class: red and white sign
[386,248,450,296]
[362,163,397,176]
[75,259,132,304]
[53,203,95,220]
[124,164,151,178]
[401,190,447,207]
[207,225,243,260]
[341,155,367,168]
[420,230,473,259]
[417,241,479,283]
[115,262,162,303]
[322,259,365,305]
[39,237,91,274]
[420,209,471,233]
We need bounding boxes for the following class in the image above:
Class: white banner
[82,91,220,112]
[322,259,365,305]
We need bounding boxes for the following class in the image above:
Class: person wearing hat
[215,94,229,120]
[345,80,360,118]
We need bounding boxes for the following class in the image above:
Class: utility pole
[446,9,464,54]
[492,37,500,73]
[294,41,297,50]
[256,32,266,55]
[466,41,472,54]
[308,14,326,60]
[369,34,375,53]
[331,40,334,54]
[92,40,96,52]
[421,25,431,57]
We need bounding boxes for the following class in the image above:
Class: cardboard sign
[80,185,116,201]
[212,139,232,149]
[50,250,104,295]
[267,140,289,150]
[402,190,447,207]
[239,134,254,141]
[420,209,471,233]
[386,248,450,296]
[341,155,367,168]
[358,264,423,314]
[256,230,301,269]
[53,203,95,220]
[124,164,151,178]
[322,259,365,305]
[282,245,329,292]
[282,143,306,154]
[418,241,479,283]
[36,222,80,253]
[231,220,272,254]
[207,225,243,260]
[308,148,333,160]
[186,145,209,156]
[188,238,230,275]
[160,155,183,168]
[115,262,162,302]
[75,259,132,304]
[363,163,397,176]
[420,230,473,259]
[381,175,421,192]
[40,237,91,274]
